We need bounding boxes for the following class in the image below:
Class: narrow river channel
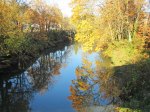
[0,44,115,112]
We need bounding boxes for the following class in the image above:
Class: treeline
[71,0,150,66]
[0,0,74,56]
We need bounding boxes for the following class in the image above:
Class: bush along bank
[0,30,74,69]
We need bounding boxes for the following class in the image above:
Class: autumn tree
[70,0,100,51]
[0,0,30,55]
[31,0,63,32]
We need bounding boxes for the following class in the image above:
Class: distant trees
[31,0,63,32]
[0,0,65,33]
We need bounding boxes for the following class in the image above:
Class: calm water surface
[0,44,114,112]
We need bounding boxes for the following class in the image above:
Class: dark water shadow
[114,59,150,111]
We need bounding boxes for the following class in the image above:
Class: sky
[46,0,72,17]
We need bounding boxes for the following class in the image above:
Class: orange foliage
[68,86,84,111]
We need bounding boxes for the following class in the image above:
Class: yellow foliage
[104,38,146,66]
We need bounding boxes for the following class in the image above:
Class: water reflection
[27,49,69,93]
[0,45,71,112]
[68,56,118,112]
[0,73,32,112]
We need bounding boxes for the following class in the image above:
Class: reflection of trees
[0,73,32,112]
[95,60,121,101]
[68,57,117,112]
[0,45,71,112]
[27,47,70,93]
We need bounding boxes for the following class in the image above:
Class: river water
[0,44,115,112]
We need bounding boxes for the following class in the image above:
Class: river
[0,44,116,112]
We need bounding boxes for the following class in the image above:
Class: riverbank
[0,30,74,71]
